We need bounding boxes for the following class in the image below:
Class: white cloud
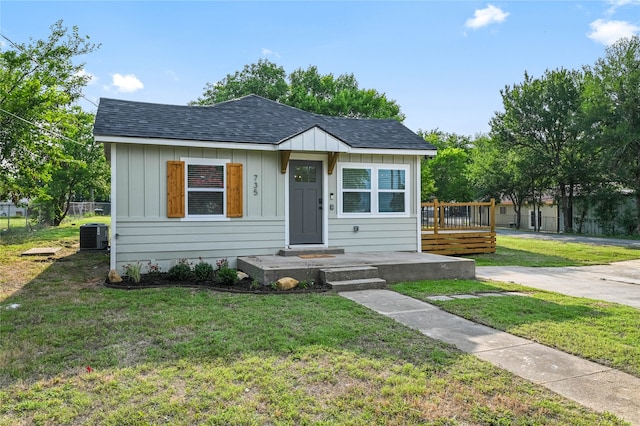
[587,19,640,45]
[465,4,509,29]
[111,73,144,93]
[165,70,180,81]
[75,69,97,85]
[606,0,640,15]
[262,48,281,58]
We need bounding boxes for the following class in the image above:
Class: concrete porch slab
[237,251,475,286]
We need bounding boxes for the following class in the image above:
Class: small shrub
[168,259,193,281]
[298,280,313,290]
[215,266,238,286]
[250,280,261,290]
[193,259,214,282]
[123,262,142,283]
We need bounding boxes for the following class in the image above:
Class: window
[185,159,226,216]
[499,206,507,215]
[339,163,409,216]
[167,159,243,219]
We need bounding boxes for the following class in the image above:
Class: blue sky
[1,1,639,136]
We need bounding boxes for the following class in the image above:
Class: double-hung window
[186,158,226,217]
[339,163,409,216]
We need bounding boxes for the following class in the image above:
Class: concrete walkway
[341,289,640,425]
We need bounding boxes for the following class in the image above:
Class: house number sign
[253,174,259,196]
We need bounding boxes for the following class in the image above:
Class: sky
[1,0,639,136]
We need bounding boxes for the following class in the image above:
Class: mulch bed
[104,273,331,294]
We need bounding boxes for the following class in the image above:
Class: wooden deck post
[490,198,496,233]
[433,198,439,235]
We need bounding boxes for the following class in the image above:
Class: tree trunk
[559,184,572,233]
[53,191,73,226]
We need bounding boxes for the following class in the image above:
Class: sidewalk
[341,289,640,425]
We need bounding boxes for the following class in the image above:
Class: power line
[0,33,99,108]
[0,107,87,146]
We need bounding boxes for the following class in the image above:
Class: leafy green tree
[0,20,98,204]
[419,130,474,202]
[584,36,640,231]
[192,60,405,121]
[490,68,588,231]
[191,59,288,105]
[427,147,473,202]
[468,135,535,229]
[32,110,110,226]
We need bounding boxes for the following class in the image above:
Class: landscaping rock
[108,269,123,283]
[276,277,299,291]
[237,271,249,280]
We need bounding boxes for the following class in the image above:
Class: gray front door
[289,160,323,245]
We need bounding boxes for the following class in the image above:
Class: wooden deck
[421,199,496,256]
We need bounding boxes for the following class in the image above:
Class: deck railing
[421,199,496,255]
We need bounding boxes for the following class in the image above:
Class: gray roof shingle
[93,95,436,151]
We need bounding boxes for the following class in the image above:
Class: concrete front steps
[320,266,386,292]
[237,249,475,289]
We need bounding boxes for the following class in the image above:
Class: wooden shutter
[226,163,243,218]
[167,161,185,218]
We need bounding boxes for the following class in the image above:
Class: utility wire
[0,107,86,146]
[0,32,99,108]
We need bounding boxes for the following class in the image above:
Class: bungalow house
[93,95,437,273]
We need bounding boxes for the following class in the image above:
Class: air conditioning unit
[80,223,109,250]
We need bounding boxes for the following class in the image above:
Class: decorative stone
[276,277,299,291]
[237,271,249,280]
[108,269,123,283]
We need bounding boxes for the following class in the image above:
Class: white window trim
[337,162,410,218]
[181,157,230,221]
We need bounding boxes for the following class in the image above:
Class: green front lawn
[393,279,640,379]
[469,235,640,266]
[0,223,625,425]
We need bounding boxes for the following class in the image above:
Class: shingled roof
[93,95,436,151]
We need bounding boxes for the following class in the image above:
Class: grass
[0,220,627,424]
[469,235,640,266]
[393,279,640,379]
[0,216,110,301]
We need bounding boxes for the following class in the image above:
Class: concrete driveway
[478,231,640,308]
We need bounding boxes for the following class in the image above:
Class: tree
[584,36,640,231]
[191,59,288,105]
[192,60,405,121]
[419,130,474,202]
[0,20,99,204]
[490,68,589,231]
[32,109,110,226]
[468,135,536,229]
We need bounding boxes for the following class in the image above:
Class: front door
[289,160,323,245]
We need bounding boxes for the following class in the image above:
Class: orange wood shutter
[167,160,185,218]
[226,163,243,218]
